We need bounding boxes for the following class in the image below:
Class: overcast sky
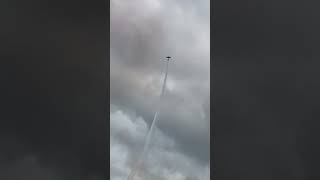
[110,0,210,179]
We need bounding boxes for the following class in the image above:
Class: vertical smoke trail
[126,59,170,180]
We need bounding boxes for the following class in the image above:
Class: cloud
[110,0,210,168]
[110,107,209,180]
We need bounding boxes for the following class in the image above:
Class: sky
[3,0,320,179]
[6,0,320,179]
[110,0,210,179]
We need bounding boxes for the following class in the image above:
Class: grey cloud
[110,0,210,167]
[110,108,209,180]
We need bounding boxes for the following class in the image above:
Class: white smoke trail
[126,59,170,180]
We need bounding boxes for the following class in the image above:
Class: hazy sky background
[110,0,210,179]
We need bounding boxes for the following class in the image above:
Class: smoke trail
[126,59,170,180]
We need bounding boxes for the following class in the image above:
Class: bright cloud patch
[110,108,209,180]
